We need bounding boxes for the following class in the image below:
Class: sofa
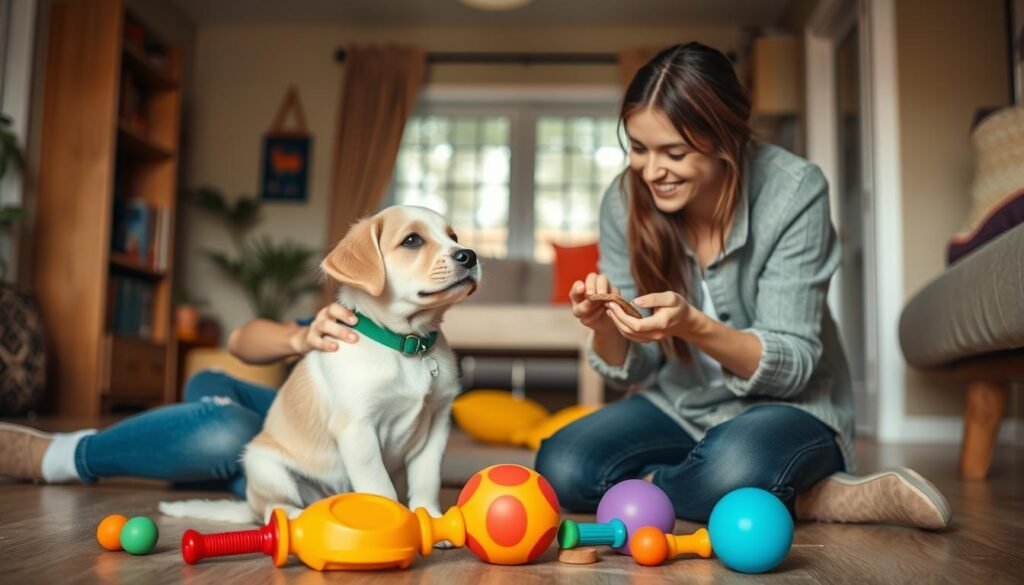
[899,106,1024,480]
[442,254,605,406]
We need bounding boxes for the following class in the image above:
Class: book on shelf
[154,208,170,270]
[111,197,170,271]
[108,274,155,338]
[118,70,147,135]
[124,11,173,80]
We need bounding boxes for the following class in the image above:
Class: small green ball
[119,516,159,555]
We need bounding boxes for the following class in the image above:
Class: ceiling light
[461,0,534,11]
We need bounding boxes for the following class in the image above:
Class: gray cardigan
[588,142,856,470]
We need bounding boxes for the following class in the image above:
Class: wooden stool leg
[959,381,1008,480]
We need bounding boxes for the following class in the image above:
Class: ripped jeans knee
[183,370,236,403]
[182,398,264,481]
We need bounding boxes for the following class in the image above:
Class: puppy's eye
[402,233,425,248]
[449,233,459,243]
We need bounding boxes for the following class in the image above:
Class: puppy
[160,205,479,523]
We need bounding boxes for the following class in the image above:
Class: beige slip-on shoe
[795,467,952,530]
[0,422,53,481]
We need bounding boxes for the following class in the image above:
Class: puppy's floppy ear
[321,216,386,296]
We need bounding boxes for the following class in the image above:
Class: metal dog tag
[424,356,439,377]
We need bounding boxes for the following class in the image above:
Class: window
[533,116,625,262]
[394,115,511,258]
[391,100,625,262]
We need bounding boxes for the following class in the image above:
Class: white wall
[184,23,745,335]
[896,0,1014,421]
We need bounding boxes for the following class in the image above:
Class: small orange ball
[97,514,128,551]
[630,526,669,566]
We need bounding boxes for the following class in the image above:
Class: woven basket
[0,282,47,415]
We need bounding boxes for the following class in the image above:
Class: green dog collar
[337,310,438,355]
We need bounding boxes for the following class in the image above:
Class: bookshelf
[34,0,183,415]
[117,123,175,161]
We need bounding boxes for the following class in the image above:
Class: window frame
[388,86,623,260]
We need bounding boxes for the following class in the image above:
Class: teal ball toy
[120,516,159,555]
[708,487,793,573]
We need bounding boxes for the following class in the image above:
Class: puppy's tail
[158,499,257,524]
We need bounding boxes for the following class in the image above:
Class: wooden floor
[1,437,1022,584]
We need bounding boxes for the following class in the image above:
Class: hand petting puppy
[291,303,360,354]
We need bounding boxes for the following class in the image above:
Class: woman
[0,304,359,498]
[535,42,950,529]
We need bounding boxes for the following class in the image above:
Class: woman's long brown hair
[620,42,752,360]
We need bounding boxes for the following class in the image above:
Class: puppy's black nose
[452,248,477,269]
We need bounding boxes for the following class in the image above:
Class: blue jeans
[74,371,275,498]
[534,395,844,522]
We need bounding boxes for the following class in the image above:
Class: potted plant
[173,288,207,341]
[190,187,319,321]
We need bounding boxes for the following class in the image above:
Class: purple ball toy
[596,479,676,554]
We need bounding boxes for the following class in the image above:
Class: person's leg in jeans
[180,369,278,413]
[535,398,843,522]
[535,394,697,512]
[536,397,950,528]
[0,370,274,497]
[649,405,844,521]
[679,405,952,529]
[72,371,276,498]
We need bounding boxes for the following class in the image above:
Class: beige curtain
[325,45,426,249]
[321,45,425,303]
[617,47,661,88]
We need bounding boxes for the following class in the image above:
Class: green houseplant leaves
[190,187,319,321]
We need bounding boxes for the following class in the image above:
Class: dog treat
[588,293,643,319]
[558,546,600,565]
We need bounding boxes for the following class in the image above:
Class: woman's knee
[535,432,602,512]
[669,429,788,521]
[183,370,234,403]
[185,400,264,480]
[689,407,841,504]
[702,444,777,495]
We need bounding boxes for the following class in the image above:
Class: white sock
[41,429,96,483]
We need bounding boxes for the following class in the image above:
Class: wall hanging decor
[261,86,312,202]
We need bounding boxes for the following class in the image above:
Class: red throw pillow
[549,242,600,304]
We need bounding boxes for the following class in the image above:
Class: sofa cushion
[948,106,1024,264]
[523,259,554,304]
[900,223,1024,368]
[948,188,1024,264]
[465,256,526,305]
[548,242,600,304]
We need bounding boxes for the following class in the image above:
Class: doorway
[806,0,878,435]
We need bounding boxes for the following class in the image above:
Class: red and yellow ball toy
[457,464,560,564]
